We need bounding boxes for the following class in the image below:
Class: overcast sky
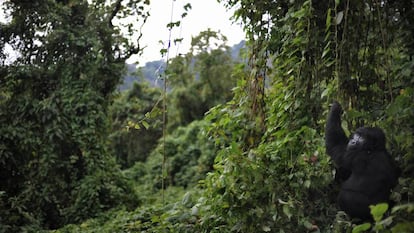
[135,0,245,64]
[0,0,246,65]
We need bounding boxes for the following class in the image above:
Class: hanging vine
[218,0,280,149]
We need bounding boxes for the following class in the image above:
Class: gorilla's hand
[330,101,343,116]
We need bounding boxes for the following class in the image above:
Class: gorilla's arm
[325,102,350,179]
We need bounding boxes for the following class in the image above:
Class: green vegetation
[109,82,162,168]
[1,0,413,233]
[0,0,147,231]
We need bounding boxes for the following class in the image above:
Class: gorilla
[325,101,399,220]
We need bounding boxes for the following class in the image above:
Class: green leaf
[352,223,371,233]
[160,48,168,55]
[134,123,140,130]
[303,220,314,230]
[321,86,330,98]
[183,3,192,11]
[182,192,192,207]
[370,203,389,222]
[174,38,183,44]
[321,48,330,59]
[391,203,414,213]
[141,120,150,129]
[304,180,311,188]
[335,11,344,25]
[262,226,271,232]
[282,205,292,219]
[326,8,332,29]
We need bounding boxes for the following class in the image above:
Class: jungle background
[0,0,413,232]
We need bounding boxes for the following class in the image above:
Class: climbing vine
[198,0,414,232]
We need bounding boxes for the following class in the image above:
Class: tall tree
[0,0,148,230]
[168,29,238,129]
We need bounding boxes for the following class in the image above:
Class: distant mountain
[230,40,246,61]
[139,60,166,87]
[118,60,165,91]
[119,40,246,91]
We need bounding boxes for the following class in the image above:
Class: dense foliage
[167,29,238,129]
[0,0,148,231]
[109,82,162,168]
[196,0,414,232]
[1,0,413,232]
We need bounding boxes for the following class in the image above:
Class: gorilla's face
[347,127,386,152]
[347,133,365,150]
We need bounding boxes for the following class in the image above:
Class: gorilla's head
[347,127,386,151]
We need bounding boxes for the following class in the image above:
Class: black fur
[325,102,399,220]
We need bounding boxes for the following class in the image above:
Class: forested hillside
[1,1,413,233]
[118,40,245,91]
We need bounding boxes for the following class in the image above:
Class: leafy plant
[109,82,163,168]
[0,0,149,230]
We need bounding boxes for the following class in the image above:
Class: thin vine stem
[373,0,393,101]
[162,0,175,206]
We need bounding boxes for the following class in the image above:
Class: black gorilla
[325,102,399,220]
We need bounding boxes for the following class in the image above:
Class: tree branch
[109,0,122,27]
